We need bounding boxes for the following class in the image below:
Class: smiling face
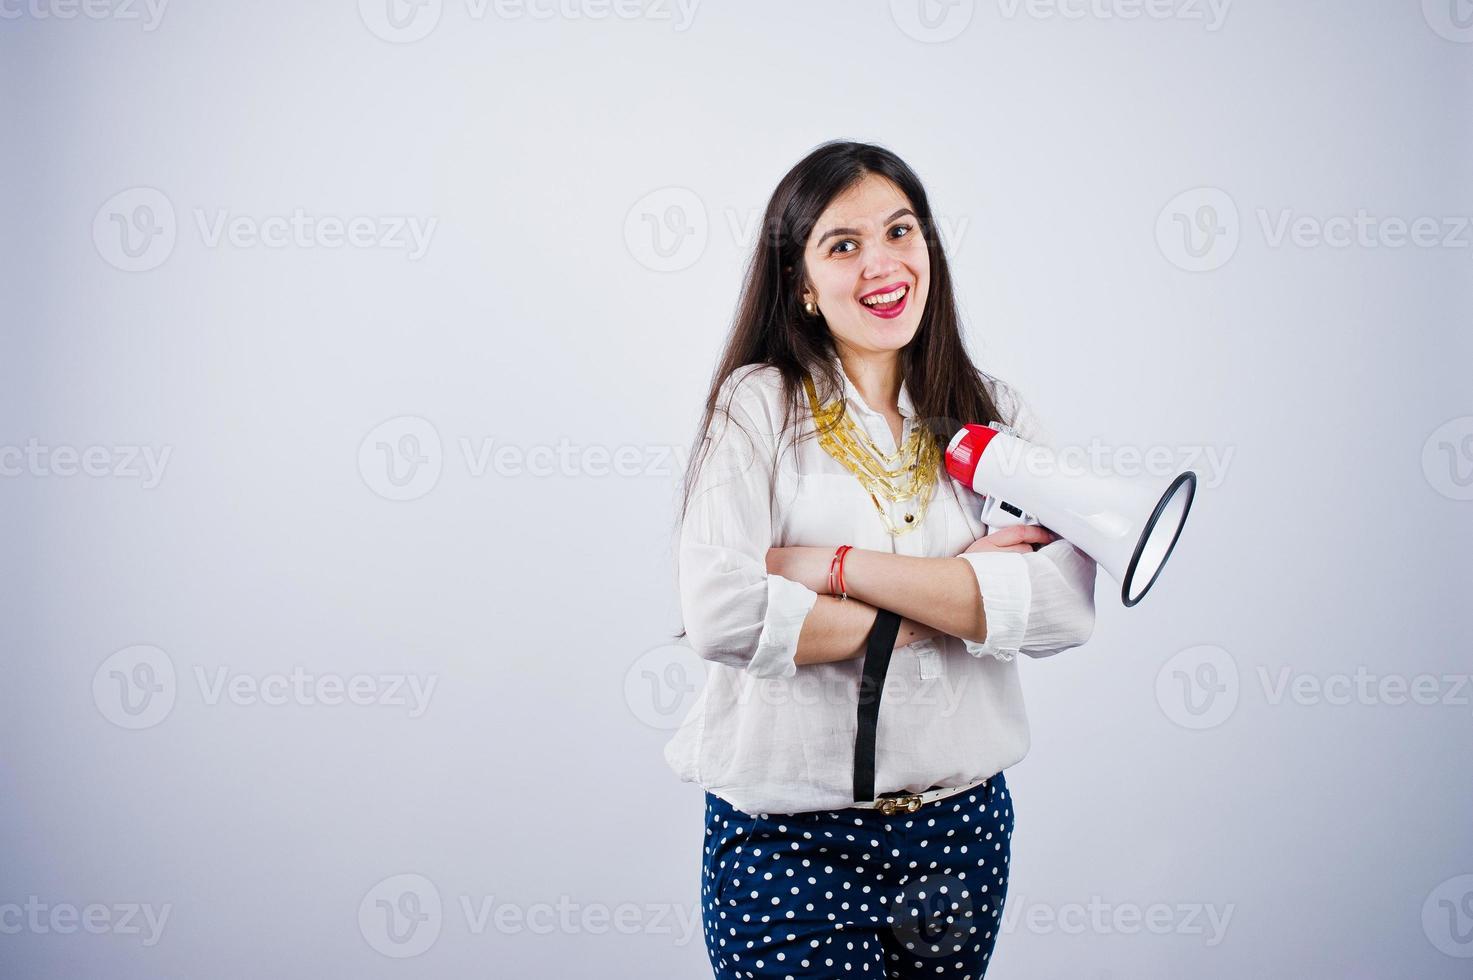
[800,173,930,359]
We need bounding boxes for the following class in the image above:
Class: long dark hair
[671,140,1018,638]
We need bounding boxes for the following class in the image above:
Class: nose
[861,246,902,281]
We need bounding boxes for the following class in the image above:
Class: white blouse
[665,355,1099,815]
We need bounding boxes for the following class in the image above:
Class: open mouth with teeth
[859,282,910,319]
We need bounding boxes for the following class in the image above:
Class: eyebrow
[815,208,916,248]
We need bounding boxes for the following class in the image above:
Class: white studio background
[2,1,1470,977]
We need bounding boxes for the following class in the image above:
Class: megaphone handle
[978,495,1040,531]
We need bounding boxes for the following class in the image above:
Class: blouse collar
[831,352,916,421]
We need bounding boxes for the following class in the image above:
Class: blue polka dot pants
[700,771,1013,979]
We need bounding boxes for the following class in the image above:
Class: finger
[990,524,1053,545]
[983,525,1032,546]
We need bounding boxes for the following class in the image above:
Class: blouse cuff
[955,552,1033,663]
[748,574,820,680]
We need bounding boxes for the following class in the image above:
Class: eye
[829,239,857,255]
[890,223,914,240]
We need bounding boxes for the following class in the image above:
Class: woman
[666,140,1099,978]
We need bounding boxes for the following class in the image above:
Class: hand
[960,524,1059,556]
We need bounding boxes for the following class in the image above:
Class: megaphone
[945,423,1197,607]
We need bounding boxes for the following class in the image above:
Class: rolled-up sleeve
[954,381,1097,661]
[678,369,819,679]
[956,539,1098,661]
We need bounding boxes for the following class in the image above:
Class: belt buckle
[877,792,924,816]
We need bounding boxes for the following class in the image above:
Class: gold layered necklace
[802,373,940,536]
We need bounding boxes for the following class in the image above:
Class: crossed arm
[765,525,1058,668]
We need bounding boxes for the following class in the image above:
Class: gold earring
[803,299,819,316]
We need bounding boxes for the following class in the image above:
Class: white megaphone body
[945,422,1197,607]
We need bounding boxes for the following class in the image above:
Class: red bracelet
[830,544,853,599]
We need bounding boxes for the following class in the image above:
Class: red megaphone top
[944,423,1003,489]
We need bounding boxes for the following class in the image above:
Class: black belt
[853,607,903,803]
